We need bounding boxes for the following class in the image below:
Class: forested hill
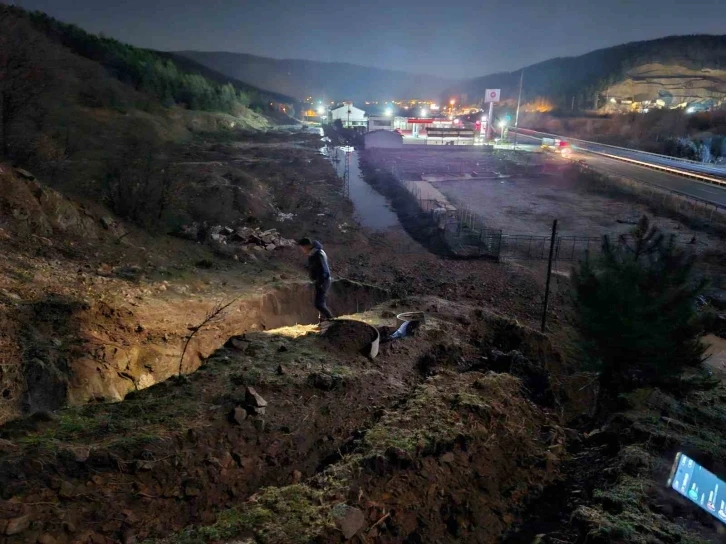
[176,51,453,102]
[8,5,296,114]
[445,35,726,109]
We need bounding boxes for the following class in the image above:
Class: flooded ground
[327,146,400,231]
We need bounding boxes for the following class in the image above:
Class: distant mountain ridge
[445,35,726,110]
[175,51,454,102]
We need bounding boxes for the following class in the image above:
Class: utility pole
[571,96,575,112]
[513,69,524,150]
[486,101,494,142]
[541,219,558,333]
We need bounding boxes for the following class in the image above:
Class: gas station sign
[485,89,501,103]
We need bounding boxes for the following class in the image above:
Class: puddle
[326,146,400,230]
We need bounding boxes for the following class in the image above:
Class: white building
[330,103,367,129]
[364,130,403,149]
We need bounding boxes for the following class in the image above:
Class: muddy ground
[1,131,726,543]
[363,147,726,244]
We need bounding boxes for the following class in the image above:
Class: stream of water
[324,145,400,230]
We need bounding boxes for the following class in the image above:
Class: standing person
[298,237,334,321]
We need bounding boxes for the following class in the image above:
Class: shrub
[572,216,707,414]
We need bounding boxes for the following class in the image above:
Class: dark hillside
[446,35,726,109]
[8,5,296,114]
[0,4,273,232]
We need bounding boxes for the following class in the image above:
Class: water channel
[324,145,400,230]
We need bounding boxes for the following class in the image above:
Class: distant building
[364,130,403,149]
[368,116,394,131]
[330,103,367,129]
[393,116,452,137]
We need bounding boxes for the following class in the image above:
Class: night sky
[15,0,726,78]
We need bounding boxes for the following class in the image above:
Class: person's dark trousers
[314,278,334,320]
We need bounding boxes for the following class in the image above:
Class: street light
[420,108,427,117]
[317,106,325,115]
[385,108,393,117]
[499,120,508,141]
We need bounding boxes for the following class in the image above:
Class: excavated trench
[0,295,424,542]
[17,279,390,420]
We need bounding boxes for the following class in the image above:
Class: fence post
[541,219,558,333]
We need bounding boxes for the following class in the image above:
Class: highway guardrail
[512,128,726,186]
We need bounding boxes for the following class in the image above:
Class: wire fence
[499,234,604,261]
[401,175,616,262]
[386,159,674,263]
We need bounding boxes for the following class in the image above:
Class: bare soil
[1,131,726,544]
[0,297,565,543]
[364,147,726,246]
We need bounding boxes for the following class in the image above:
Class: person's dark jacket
[307,240,331,285]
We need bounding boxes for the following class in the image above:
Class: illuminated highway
[512,130,726,207]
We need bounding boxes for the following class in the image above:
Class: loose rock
[178,223,295,252]
[245,387,268,408]
[3,514,31,535]
[59,481,75,499]
[15,168,35,180]
[333,505,366,540]
[229,407,247,425]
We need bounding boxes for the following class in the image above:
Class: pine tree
[572,216,707,413]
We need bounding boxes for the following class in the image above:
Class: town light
[449,99,455,106]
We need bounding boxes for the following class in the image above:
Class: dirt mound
[0,164,112,239]
[321,319,378,355]
[485,349,556,407]
[156,371,565,544]
[343,372,564,543]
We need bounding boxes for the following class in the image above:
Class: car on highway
[542,138,571,156]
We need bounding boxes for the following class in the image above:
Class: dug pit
[320,318,380,357]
